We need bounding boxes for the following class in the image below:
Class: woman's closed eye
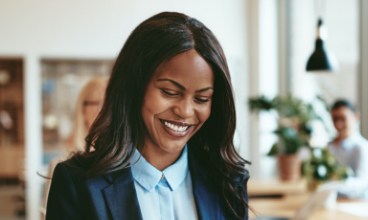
[160,88,211,103]
[160,89,180,97]
[195,96,211,103]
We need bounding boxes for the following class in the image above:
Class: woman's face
[141,49,214,162]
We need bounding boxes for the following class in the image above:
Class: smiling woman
[46,11,250,220]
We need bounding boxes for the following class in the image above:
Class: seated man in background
[327,98,368,198]
[328,99,368,177]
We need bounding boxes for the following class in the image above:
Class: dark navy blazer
[46,151,248,220]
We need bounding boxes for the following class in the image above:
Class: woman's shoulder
[53,155,89,178]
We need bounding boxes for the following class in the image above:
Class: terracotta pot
[277,154,301,181]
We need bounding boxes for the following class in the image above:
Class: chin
[161,143,187,154]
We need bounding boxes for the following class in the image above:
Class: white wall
[0,1,250,219]
[0,0,248,58]
[247,0,280,179]
[289,0,359,104]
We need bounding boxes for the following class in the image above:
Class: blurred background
[0,0,367,219]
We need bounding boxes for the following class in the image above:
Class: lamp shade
[306,39,334,71]
[306,18,336,72]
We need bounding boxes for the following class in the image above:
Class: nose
[333,119,344,129]
[172,98,195,119]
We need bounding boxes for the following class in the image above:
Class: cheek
[84,108,99,125]
[340,119,348,127]
[334,121,343,128]
[347,115,357,126]
[142,90,168,121]
[198,104,212,123]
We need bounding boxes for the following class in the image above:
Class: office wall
[0,1,250,219]
[289,0,359,103]
[0,0,248,58]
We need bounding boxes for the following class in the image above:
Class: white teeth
[163,121,188,132]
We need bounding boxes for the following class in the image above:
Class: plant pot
[277,154,301,181]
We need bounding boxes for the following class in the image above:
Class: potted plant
[248,95,322,181]
[302,147,349,190]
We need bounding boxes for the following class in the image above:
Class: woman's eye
[161,89,179,97]
[195,97,210,103]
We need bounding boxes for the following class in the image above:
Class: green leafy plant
[302,147,349,190]
[248,95,322,155]
[248,95,340,181]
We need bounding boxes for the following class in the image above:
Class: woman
[42,76,108,217]
[67,76,109,151]
[46,12,250,220]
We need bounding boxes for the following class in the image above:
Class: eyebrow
[157,78,213,93]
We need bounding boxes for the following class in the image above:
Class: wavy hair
[78,12,250,219]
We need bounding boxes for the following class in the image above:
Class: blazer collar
[87,168,143,220]
[87,148,225,220]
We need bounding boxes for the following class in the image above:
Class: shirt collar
[162,145,189,191]
[131,145,189,192]
[340,133,363,149]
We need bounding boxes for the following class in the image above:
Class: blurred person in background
[66,76,109,151]
[328,99,368,178]
[41,76,108,216]
[326,98,368,198]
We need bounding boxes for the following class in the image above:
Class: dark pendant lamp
[306,18,337,72]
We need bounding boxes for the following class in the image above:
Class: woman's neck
[140,149,182,171]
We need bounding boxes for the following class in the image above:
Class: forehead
[152,49,214,85]
[84,84,106,100]
[331,106,354,117]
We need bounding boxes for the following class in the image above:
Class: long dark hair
[78,11,250,219]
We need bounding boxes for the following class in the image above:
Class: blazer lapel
[189,151,225,220]
[87,168,143,220]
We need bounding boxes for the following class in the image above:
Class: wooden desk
[248,179,368,220]
[248,178,307,197]
[249,194,368,220]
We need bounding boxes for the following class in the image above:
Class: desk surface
[248,179,368,220]
[249,195,368,220]
[248,178,307,197]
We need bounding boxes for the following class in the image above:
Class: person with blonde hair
[41,75,108,217]
[67,76,109,151]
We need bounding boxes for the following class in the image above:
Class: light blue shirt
[328,133,368,178]
[131,146,198,220]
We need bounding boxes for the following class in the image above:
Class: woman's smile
[160,119,193,137]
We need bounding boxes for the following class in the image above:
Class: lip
[159,119,194,137]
